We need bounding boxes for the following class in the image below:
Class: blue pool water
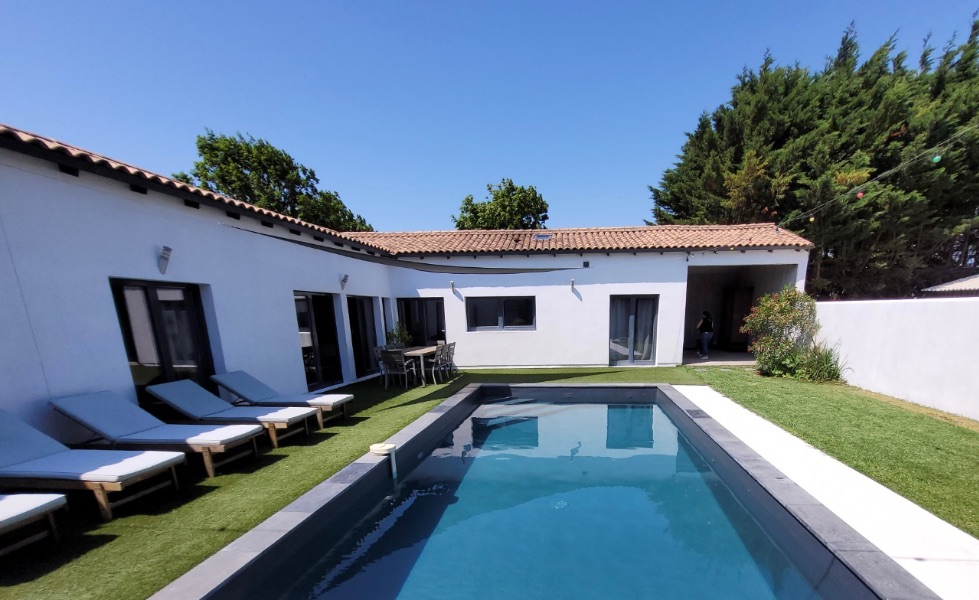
[276,400,838,599]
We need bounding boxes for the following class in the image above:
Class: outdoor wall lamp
[340,274,349,290]
[450,280,455,291]
[158,246,172,274]
[570,279,575,291]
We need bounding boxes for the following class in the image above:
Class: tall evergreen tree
[650,20,979,298]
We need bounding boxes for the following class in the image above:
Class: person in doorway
[696,311,714,359]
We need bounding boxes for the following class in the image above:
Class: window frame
[465,296,536,331]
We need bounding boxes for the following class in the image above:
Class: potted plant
[386,322,413,347]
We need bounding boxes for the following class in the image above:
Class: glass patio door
[111,279,215,402]
[347,295,379,378]
[295,292,343,391]
[609,295,658,365]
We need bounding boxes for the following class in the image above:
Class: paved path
[676,385,979,600]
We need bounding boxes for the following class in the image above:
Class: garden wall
[816,298,979,421]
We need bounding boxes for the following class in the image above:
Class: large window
[110,279,214,403]
[466,297,536,331]
[397,298,445,346]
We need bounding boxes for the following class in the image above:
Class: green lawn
[2,366,976,599]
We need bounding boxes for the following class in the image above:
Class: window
[397,298,445,345]
[466,297,535,331]
[110,279,214,403]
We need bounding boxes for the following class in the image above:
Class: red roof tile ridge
[0,123,400,251]
[347,223,784,236]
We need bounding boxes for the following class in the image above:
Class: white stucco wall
[817,298,979,421]
[392,247,808,368]
[0,146,811,439]
[389,253,689,367]
[0,151,393,436]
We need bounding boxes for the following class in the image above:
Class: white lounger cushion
[50,392,263,447]
[147,380,317,425]
[200,406,317,425]
[50,392,169,439]
[248,392,353,409]
[117,424,263,446]
[0,449,185,482]
[0,494,66,533]
[211,371,353,409]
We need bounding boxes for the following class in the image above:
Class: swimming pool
[155,384,937,599]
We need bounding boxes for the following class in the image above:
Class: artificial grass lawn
[2,365,976,598]
[0,367,694,600]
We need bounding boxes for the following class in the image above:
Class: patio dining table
[403,345,438,386]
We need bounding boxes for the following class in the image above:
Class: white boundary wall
[816,298,979,421]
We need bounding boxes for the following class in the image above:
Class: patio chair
[146,380,320,449]
[0,410,185,521]
[210,371,354,427]
[0,493,66,556]
[50,392,263,478]
[373,345,387,383]
[442,342,457,378]
[423,343,449,383]
[379,350,417,389]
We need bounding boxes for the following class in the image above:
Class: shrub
[798,343,844,382]
[741,285,842,381]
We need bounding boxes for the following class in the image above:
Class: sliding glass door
[295,292,343,391]
[609,295,658,365]
[347,295,379,378]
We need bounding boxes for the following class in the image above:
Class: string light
[779,121,977,229]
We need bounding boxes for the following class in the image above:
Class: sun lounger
[0,410,185,520]
[211,371,354,427]
[146,380,320,448]
[0,493,66,556]
[50,392,264,478]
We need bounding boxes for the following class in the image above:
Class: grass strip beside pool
[694,366,979,539]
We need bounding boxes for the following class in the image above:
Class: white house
[0,123,810,439]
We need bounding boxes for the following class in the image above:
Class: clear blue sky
[2,1,976,231]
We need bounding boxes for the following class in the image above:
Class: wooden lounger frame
[98,437,260,479]
[0,463,181,521]
[0,506,62,556]
[189,414,316,449]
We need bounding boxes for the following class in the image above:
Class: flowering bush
[741,285,842,381]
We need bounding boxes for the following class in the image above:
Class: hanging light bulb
[933,155,942,163]
[856,191,864,199]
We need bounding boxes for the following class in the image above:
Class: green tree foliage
[741,285,842,381]
[650,22,979,298]
[174,130,372,232]
[452,179,549,230]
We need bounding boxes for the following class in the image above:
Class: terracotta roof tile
[0,123,394,252]
[0,123,812,257]
[343,224,811,255]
